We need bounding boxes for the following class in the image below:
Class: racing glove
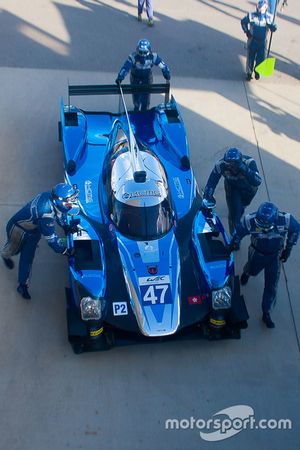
[59,237,68,247]
[162,68,171,81]
[201,196,216,210]
[269,24,277,32]
[238,161,249,175]
[115,76,123,85]
[228,235,240,252]
[280,247,291,263]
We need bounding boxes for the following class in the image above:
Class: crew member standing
[116,39,170,111]
[230,202,300,328]
[241,0,277,80]
[203,148,262,235]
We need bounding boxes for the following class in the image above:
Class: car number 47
[143,285,169,305]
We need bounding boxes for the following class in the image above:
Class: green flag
[255,57,276,77]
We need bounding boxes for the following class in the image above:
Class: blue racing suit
[241,11,277,77]
[203,156,262,234]
[116,52,170,110]
[232,212,300,313]
[1,192,68,285]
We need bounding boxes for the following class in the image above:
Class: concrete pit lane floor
[0,1,299,449]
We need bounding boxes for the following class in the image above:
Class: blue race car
[59,83,248,353]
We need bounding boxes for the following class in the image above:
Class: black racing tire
[72,342,85,354]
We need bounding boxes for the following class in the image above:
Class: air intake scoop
[134,170,147,183]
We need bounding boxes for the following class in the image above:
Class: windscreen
[114,198,173,240]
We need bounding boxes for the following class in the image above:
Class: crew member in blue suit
[203,148,262,235]
[241,0,277,80]
[116,39,171,111]
[1,183,79,299]
[230,202,300,328]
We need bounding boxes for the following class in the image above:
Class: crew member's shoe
[254,71,260,80]
[246,72,252,81]
[17,284,31,300]
[148,18,154,26]
[2,257,14,270]
[240,272,249,286]
[262,312,275,329]
[137,13,142,21]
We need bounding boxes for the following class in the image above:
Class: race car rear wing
[68,83,170,104]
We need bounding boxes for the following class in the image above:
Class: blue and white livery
[59,83,248,353]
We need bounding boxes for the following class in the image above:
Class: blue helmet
[257,0,268,14]
[224,148,242,166]
[51,183,79,213]
[255,202,278,231]
[137,39,151,57]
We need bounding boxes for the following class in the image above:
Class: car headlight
[212,287,232,310]
[80,297,102,321]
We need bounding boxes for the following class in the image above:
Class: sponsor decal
[84,180,93,203]
[113,302,128,316]
[173,177,184,199]
[122,190,161,200]
[188,294,207,305]
[188,295,202,305]
[139,275,170,286]
[89,327,103,337]
[210,318,226,327]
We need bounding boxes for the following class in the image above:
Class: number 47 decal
[143,285,170,305]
